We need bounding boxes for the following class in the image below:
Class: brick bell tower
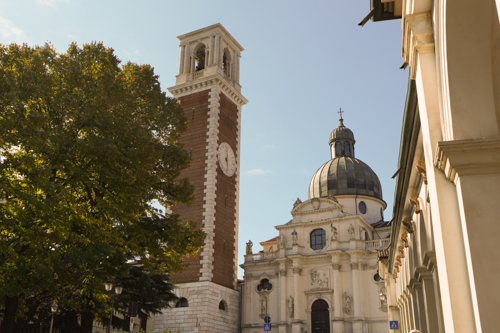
[154,24,247,333]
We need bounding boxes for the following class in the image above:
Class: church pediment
[291,197,343,217]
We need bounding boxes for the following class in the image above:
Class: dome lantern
[329,110,356,159]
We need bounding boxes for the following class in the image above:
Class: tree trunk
[79,312,94,333]
[60,310,80,333]
[1,295,19,333]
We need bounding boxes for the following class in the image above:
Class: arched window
[344,142,351,157]
[257,278,273,291]
[310,229,326,250]
[175,297,188,308]
[219,300,226,310]
[335,142,342,157]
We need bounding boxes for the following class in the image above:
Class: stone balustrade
[364,238,390,250]
[192,70,204,79]
[244,239,390,263]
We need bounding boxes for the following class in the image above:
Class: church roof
[308,157,382,199]
[260,236,278,245]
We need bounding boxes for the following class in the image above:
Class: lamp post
[49,302,58,333]
[105,283,123,333]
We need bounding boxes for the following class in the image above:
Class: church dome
[308,156,382,199]
[308,114,383,200]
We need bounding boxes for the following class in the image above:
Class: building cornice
[168,74,248,106]
[402,11,434,79]
[434,137,500,183]
[277,215,370,231]
[177,23,244,51]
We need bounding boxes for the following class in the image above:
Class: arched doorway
[311,299,330,333]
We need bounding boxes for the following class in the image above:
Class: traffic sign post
[390,321,399,330]
[264,323,271,331]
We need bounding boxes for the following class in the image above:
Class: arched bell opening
[311,299,330,333]
[222,48,232,77]
[193,43,206,72]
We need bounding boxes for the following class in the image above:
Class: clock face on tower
[218,142,236,177]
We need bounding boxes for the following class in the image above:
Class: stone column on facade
[350,261,362,333]
[292,267,302,333]
[209,35,215,66]
[204,46,209,68]
[406,289,416,332]
[401,292,409,332]
[214,35,220,67]
[236,53,240,83]
[190,53,195,73]
[179,44,186,74]
[411,277,427,333]
[416,265,439,333]
[278,262,287,328]
[404,11,477,333]
[331,262,344,333]
[183,44,190,73]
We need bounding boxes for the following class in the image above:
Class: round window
[359,201,367,214]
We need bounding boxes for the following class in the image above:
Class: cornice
[402,11,434,79]
[177,23,244,51]
[276,214,363,230]
[291,197,342,216]
[304,289,334,295]
[434,137,500,183]
[168,74,248,106]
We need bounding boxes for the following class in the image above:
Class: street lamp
[105,283,123,333]
[49,302,58,333]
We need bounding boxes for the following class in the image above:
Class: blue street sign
[264,323,271,331]
[390,321,399,330]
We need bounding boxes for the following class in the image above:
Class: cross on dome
[338,107,344,120]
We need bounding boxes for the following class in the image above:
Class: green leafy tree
[110,265,178,330]
[0,42,205,333]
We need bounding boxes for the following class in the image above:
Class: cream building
[365,0,500,333]
[240,118,391,333]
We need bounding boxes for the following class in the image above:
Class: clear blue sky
[0,0,408,277]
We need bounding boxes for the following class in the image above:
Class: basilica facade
[240,118,391,333]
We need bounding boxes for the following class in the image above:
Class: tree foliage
[0,42,205,332]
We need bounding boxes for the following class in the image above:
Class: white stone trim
[233,103,242,288]
[198,86,222,281]
[168,74,247,106]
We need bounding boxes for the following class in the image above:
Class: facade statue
[246,240,253,254]
[288,296,294,318]
[379,287,388,312]
[360,226,366,240]
[344,292,352,314]
[330,225,338,241]
[278,234,285,249]
[348,224,355,240]
[293,197,302,207]
[291,229,298,245]
[260,296,267,315]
